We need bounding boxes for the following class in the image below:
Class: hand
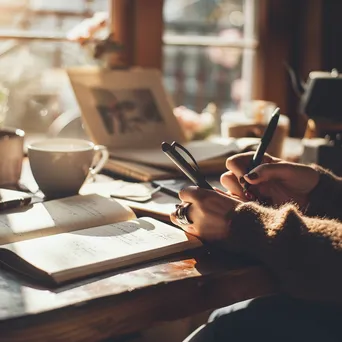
[220,152,320,209]
[170,187,241,241]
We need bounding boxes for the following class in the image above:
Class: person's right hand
[220,152,320,209]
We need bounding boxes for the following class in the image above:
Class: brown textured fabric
[306,164,342,220]
[224,166,342,305]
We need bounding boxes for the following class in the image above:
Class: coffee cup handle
[89,145,109,176]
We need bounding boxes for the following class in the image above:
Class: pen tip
[161,142,170,152]
[273,107,281,116]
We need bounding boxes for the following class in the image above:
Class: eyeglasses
[161,141,213,190]
[169,141,200,171]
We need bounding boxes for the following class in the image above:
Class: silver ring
[175,202,193,225]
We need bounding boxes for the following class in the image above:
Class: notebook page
[3,217,202,281]
[0,194,135,245]
[80,180,178,218]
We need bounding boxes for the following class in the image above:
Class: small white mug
[27,138,109,198]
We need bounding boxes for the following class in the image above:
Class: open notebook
[0,194,201,286]
[67,68,239,179]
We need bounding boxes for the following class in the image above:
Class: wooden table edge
[0,264,278,342]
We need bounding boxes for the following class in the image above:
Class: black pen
[161,142,213,190]
[244,107,280,191]
[0,196,32,211]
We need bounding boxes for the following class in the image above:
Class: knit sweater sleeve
[224,202,342,304]
[305,165,342,220]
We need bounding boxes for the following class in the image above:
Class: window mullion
[163,34,257,49]
[241,0,256,105]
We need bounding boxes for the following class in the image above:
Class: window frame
[0,0,335,136]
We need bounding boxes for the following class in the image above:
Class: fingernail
[239,176,246,185]
[246,172,258,180]
[244,191,255,201]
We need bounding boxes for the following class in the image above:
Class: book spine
[104,163,151,182]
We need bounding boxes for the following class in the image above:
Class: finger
[185,202,195,224]
[170,206,197,234]
[178,186,213,204]
[244,162,293,185]
[170,211,179,226]
[179,224,196,236]
[226,152,274,180]
[220,171,246,199]
[213,187,230,197]
[171,212,195,234]
[213,187,248,203]
[226,152,255,179]
[172,202,195,220]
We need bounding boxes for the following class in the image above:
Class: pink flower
[173,106,214,140]
[67,12,108,43]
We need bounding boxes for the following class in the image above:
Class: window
[0,0,257,138]
[163,0,257,116]
[0,0,108,135]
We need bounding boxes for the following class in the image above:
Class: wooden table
[0,249,277,342]
[0,160,278,341]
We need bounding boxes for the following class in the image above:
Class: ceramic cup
[0,127,25,186]
[27,138,109,198]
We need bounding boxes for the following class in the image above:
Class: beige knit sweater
[226,165,342,304]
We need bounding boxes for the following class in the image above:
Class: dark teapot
[289,67,342,122]
[293,68,342,175]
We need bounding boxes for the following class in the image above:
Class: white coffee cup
[27,138,109,198]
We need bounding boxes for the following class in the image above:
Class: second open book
[0,194,202,286]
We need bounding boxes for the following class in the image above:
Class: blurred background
[0,0,253,138]
[0,0,341,142]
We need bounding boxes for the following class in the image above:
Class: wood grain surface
[0,250,277,342]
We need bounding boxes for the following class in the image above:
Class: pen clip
[162,141,213,191]
[170,142,200,172]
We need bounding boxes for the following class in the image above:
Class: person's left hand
[170,187,242,241]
